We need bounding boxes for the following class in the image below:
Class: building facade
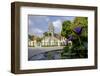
[28,22,67,47]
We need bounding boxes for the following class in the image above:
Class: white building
[28,22,67,47]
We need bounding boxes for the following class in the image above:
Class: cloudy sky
[28,15,75,36]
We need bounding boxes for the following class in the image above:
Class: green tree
[61,21,72,37]
[36,37,42,42]
[28,34,34,40]
[43,32,49,36]
[73,17,88,27]
[43,32,52,36]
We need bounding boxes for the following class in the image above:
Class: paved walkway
[28,46,64,58]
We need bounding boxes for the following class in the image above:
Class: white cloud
[33,28,43,34]
[30,28,43,36]
[53,20,62,33]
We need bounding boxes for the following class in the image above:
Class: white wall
[0,0,100,76]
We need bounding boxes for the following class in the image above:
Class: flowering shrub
[73,26,82,35]
[61,25,88,59]
[61,17,88,59]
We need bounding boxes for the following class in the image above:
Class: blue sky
[28,15,75,36]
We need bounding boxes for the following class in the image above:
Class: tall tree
[61,21,72,37]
